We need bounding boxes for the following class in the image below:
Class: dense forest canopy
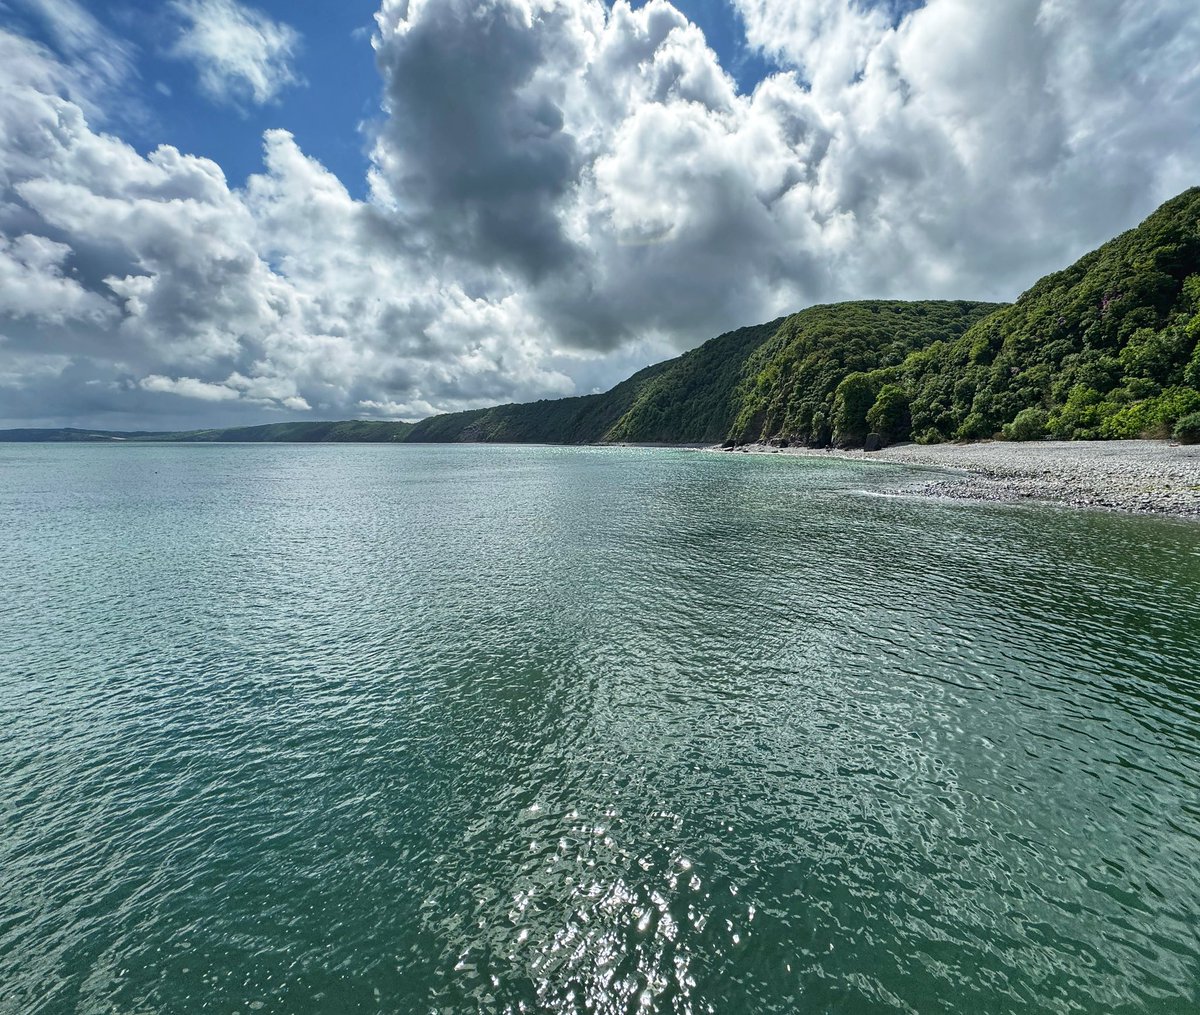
[722,188,1200,447]
[727,302,1000,446]
[891,186,1200,445]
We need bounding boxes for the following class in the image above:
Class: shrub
[955,411,991,441]
[913,427,944,445]
[1001,407,1048,441]
[1051,352,1121,403]
[1122,377,1162,400]
[1099,404,1147,439]
[1119,327,1187,384]
[1098,387,1200,439]
[810,410,831,447]
[1174,411,1200,444]
[1048,385,1104,439]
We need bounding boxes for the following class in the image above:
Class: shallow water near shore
[2,443,1199,1014]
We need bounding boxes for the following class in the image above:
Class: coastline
[714,439,1200,519]
[6,434,1200,519]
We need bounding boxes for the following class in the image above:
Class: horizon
[2,0,1199,430]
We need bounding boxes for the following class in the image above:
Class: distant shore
[717,439,1200,519]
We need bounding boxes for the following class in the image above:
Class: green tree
[866,384,910,441]
[1001,407,1048,441]
[832,373,878,446]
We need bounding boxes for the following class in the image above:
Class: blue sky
[7,0,384,196]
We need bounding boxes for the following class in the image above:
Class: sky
[1,0,1198,429]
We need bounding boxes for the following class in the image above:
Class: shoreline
[713,439,1200,520]
[7,435,1200,519]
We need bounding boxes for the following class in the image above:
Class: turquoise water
[1,443,1199,1015]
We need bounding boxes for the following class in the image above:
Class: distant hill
[0,428,164,442]
[405,318,787,444]
[0,421,414,443]
[151,421,416,443]
[7,188,1199,449]
[401,359,675,445]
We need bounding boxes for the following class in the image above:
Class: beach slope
[741,441,1200,518]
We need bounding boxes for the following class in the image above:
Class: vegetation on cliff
[401,305,993,446]
[727,302,1000,446]
[816,188,1200,446]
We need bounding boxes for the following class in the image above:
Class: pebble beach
[721,439,1200,519]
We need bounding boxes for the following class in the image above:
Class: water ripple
[1,444,1198,1014]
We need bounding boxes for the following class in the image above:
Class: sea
[2,443,1198,1014]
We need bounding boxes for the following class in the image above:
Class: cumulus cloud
[0,233,116,325]
[368,0,1200,350]
[1,0,1199,427]
[139,371,312,409]
[371,0,587,279]
[170,0,302,107]
[0,29,576,427]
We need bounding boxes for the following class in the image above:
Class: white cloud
[1,0,1199,428]
[0,33,578,427]
[0,233,115,325]
[140,374,241,401]
[138,371,313,409]
[368,0,1200,349]
[733,0,893,88]
[170,0,301,107]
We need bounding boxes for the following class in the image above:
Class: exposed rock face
[864,433,884,452]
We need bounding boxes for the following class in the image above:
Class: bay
[1,443,1198,1014]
